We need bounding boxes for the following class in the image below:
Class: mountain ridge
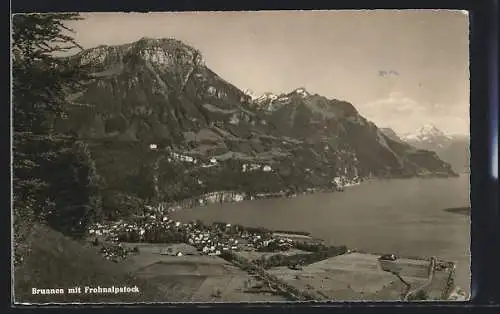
[387,125,469,174]
[57,37,458,204]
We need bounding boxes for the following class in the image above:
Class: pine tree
[45,141,102,238]
[12,13,100,240]
[12,13,89,133]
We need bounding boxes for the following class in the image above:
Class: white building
[149,144,158,150]
[250,164,261,171]
[229,115,239,125]
[263,165,272,172]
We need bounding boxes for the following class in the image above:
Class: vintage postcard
[11,10,470,304]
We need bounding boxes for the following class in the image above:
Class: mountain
[56,38,457,204]
[242,89,260,100]
[60,37,260,145]
[401,125,469,173]
[380,128,403,142]
[402,124,453,150]
[252,89,457,178]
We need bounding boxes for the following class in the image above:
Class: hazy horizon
[58,10,469,135]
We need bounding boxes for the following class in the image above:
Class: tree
[101,190,145,220]
[12,13,100,239]
[45,141,102,237]
[12,13,89,133]
[124,163,156,201]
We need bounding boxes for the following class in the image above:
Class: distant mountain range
[56,37,458,202]
[381,125,469,174]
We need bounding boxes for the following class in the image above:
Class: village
[87,144,365,267]
[87,207,458,302]
[85,146,455,302]
[88,207,305,262]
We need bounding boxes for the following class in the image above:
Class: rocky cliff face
[57,38,457,202]
[59,37,259,146]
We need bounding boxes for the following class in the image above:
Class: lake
[171,175,471,296]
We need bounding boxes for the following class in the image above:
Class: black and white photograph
[11,10,470,303]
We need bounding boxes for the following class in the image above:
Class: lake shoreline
[170,176,470,295]
[161,173,465,215]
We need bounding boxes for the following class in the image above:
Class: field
[267,252,437,301]
[117,244,453,301]
[120,243,288,302]
[235,249,312,263]
[14,225,454,303]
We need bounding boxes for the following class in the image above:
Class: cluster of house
[242,163,272,173]
[88,215,180,242]
[198,191,246,204]
[200,158,218,168]
[186,223,295,256]
[148,143,275,174]
[187,227,241,256]
[170,152,196,163]
[149,144,199,164]
[88,212,298,259]
[331,175,361,189]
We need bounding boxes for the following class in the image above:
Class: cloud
[362,92,427,115]
[358,92,469,135]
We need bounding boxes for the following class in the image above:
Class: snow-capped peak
[255,92,278,103]
[243,89,259,100]
[292,87,310,97]
[402,124,452,142]
[419,124,444,135]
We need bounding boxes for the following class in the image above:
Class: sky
[63,10,470,135]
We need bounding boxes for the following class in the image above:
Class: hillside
[55,38,457,204]
[14,224,166,303]
[380,128,403,142]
